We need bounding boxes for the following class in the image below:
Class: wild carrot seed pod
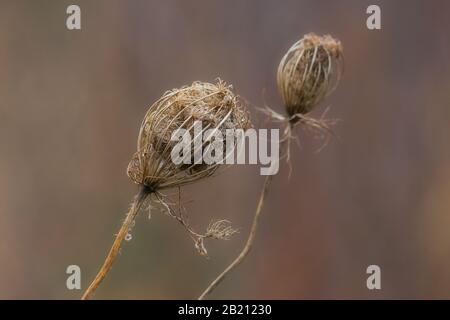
[83,81,251,299]
[127,80,251,191]
[277,33,343,123]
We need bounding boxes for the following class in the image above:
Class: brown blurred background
[1,0,450,299]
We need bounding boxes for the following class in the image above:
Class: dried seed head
[277,33,343,123]
[127,80,252,191]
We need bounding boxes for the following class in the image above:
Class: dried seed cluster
[127,80,251,191]
[277,33,343,123]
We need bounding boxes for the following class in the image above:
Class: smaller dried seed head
[277,33,343,123]
[127,80,252,191]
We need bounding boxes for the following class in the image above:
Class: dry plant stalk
[82,80,251,300]
[199,33,343,300]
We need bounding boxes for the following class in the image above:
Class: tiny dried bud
[277,33,343,123]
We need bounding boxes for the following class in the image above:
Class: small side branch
[154,191,237,256]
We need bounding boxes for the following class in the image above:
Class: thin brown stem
[81,186,150,300]
[198,129,291,300]
[198,173,274,300]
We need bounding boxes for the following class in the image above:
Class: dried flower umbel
[277,33,343,125]
[127,80,251,190]
[82,80,251,300]
[259,33,343,163]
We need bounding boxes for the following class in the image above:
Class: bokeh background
[1,0,450,299]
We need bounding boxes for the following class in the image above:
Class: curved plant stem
[198,126,292,300]
[81,186,150,300]
[198,174,274,300]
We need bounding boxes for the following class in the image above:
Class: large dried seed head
[127,80,252,190]
[277,33,343,122]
